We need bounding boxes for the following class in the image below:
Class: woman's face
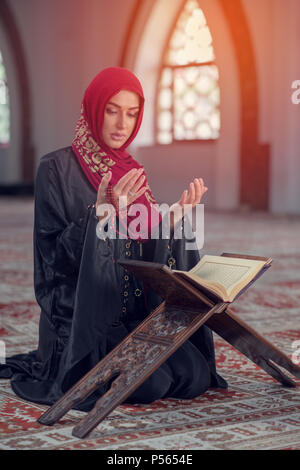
[102,90,140,149]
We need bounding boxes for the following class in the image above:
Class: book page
[189,256,265,291]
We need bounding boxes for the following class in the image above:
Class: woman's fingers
[194,179,201,203]
[105,167,146,209]
[179,178,208,208]
[198,177,208,198]
[117,168,141,193]
[130,185,146,203]
[114,168,135,194]
[186,181,195,204]
[96,171,112,205]
[194,178,206,203]
[129,174,145,195]
[122,168,144,195]
[178,190,188,206]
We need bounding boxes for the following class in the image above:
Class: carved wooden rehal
[37,253,300,438]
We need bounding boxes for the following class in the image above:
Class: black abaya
[0,147,227,410]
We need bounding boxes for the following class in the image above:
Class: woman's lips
[111,133,126,141]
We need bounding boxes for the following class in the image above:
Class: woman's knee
[184,362,211,398]
[124,366,173,404]
[167,343,211,399]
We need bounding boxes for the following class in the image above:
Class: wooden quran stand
[37,253,300,438]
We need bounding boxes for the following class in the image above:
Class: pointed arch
[0,0,34,185]
[156,0,220,144]
[0,50,10,146]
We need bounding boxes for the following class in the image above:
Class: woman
[0,67,226,410]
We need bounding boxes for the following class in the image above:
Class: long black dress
[0,147,227,410]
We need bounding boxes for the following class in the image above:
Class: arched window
[156,0,220,144]
[0,50,10,147]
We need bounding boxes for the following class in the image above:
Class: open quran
[173,254,272,302]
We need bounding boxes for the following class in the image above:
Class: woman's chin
[110,142,123,149]
[106,138,127,150]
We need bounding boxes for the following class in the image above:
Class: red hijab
[72,67,160,241]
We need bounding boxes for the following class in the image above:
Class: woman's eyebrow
[107,101,140,110]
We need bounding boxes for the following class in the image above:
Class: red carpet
[0,198,300,449]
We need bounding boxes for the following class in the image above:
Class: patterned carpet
[0,198,300,450]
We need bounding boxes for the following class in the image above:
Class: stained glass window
[0,51,10,146]
[157,0,220,144]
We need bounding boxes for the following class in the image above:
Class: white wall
[270,0,300,214]
[242,0,300,214]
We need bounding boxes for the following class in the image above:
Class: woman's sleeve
[34,158,91,278]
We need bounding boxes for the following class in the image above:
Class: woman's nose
[116,112,126,129]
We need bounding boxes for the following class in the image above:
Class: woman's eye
[106,108,138,118]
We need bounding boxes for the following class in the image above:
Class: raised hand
[113,168,146,209]
[177,178,208,209]
[96,168,146,216]
[169,178,208,232]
